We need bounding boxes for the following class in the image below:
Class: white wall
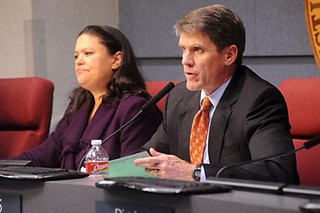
[2,0,320,132]
[0,0,32,77]
[119,0,320,86]
[0,0,119,131]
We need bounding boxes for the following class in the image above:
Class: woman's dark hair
[70,25,149,112]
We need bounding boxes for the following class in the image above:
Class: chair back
[0,77,54,159]
[278,78,320,186]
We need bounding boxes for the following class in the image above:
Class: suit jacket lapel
[62,99,119,149]
[208,66,246,164]
[178,91,200,161]
[83,100,119,142]
[208,101,232,163]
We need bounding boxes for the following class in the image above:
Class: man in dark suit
[135,4,299,184]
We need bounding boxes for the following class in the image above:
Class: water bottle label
[86,161,109,175]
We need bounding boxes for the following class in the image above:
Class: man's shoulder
[240,65,275,87]
[170,81,198,100]
[235,65,278,95]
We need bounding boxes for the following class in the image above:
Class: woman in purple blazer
[11,26,162,170]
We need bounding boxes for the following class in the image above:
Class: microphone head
[140,82,175,111]
[303,135,320,149]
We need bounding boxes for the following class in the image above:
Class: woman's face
[74,34,122,96]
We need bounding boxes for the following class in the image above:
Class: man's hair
[174,4,246,66]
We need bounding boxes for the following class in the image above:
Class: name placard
[305,0,320,70]
[96,200,173,213]
[0,193,21,213]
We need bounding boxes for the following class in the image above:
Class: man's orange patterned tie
[189,97,212,165]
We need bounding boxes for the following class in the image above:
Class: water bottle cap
[91,139,102,146]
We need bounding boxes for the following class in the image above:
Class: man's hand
[134,148,195,181]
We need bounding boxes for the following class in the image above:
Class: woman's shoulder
[115,93,149,113]
[120,93,148,104]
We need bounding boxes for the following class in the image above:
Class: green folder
[108,151,156,178]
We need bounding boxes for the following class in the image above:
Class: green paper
[108,151,156,178]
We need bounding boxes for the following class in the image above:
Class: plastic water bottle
[85,139,109,177]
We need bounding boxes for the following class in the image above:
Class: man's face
[178,32,233,95]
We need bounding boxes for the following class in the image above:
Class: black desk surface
[0,177,318,213]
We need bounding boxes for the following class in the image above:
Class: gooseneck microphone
[215,135,320,177]
[101,82,175,145]
[77,82,175,171]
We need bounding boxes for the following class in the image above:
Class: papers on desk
[99,151,232,194]
[109,151,155,178]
